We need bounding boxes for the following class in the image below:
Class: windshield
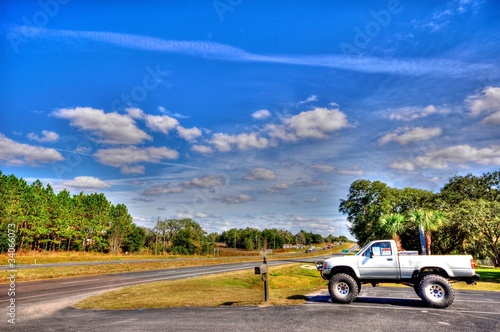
[356,241,374,256]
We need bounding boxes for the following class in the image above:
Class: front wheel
[417,274,455,308]
[328,273,359,304]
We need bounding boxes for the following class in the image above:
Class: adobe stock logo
[213,0,243,22]
[7,0,71,53]
[340,0,403,56]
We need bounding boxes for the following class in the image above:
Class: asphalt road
[1,254,498,331]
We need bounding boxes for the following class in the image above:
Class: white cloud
[233,133,269,150]
[62,176,111,189]
[264,124,298,142]
[210,133,233,152]
[337,169,365,176]
[125,107,144,119]
[482,112,500,125]
[297,95,318,105]
[93,146,179,174]
[158,106,190,119]
[265,183,289,193]
[210,132,269,152]
[214,194,255,204]
[306,197,319,203]
[27,130,60,143]
[412,1,484,33]
[191,145,213,154]
[310,164,335,173]
[466,86,500,116]
[388,105,449,122]
[389,160,416,171]
[121,165,145,175]
[144,114,179,134]
[176,211,193,219]
[391,144,500,170]
[0,133,64,166]
[129,107,202,140]
[427,144,500,165]
[379,127,442,145]
[182,174,226,188]
[17,26,494,77]
[176,126,202,142]
[252,109,271,120]
[293,178,328,187]
[52,107,151,144]
[244,168,277,180]
[141,185,183,196]
[289,107,349,139]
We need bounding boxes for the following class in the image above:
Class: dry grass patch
[75,264,327,310]
[0,251,174,265]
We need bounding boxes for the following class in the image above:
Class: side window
[369,242,392,256]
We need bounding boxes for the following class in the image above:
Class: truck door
[357,241,399,279]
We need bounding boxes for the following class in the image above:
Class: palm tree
[409,209,446,255]
[379,213,406,251]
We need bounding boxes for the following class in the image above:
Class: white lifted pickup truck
[316,239,479,308]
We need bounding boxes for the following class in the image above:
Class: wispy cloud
[11,26,496,78]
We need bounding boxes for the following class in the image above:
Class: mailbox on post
[254,264,267,278]
[254,257,269,301]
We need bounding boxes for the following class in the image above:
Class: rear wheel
[328,273,359,304]
[417,274,454,308]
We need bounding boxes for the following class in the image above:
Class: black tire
[328,273,359,304]
[329,279,361,297]
[417,274,455,308]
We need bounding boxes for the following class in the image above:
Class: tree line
[0,171,145,253]
[0,171,348,255]
[339,170,500,266]
[145,220,349,256]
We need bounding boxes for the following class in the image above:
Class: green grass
[475,267,500,283]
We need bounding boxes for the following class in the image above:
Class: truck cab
[356,240,400,279]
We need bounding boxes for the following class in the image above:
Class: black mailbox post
[254,256,269,302]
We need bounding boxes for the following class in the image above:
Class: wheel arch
[413,266,450,281]
[329,266,359,280]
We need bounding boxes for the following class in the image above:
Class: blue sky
[1,0,499,238]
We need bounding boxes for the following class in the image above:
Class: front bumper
[315,261,331,280]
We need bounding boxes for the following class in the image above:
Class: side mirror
[370,251,374,258]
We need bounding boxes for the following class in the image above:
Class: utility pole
[155,216,159,255]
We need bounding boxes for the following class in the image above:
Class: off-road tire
[328,273,359,304]
[417,274,455,308]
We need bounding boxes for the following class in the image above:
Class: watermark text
[6,224,16,325]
